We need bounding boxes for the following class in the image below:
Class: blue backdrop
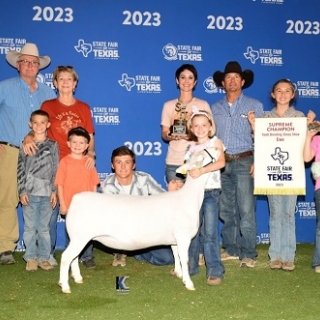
[1,0,319,250]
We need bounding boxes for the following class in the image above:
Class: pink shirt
[311,136,320,191]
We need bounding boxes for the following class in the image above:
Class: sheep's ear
[176,164,188,175]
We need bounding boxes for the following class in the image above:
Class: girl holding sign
[248,79,315,271]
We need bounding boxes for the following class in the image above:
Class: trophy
[170,101,188,135]
[308,122,320,132]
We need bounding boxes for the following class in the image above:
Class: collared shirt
[102,171,165,196]
[0,77,56,146]
[211,93,264,154]
[262,106,304,119]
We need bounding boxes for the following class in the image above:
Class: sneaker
[112,253,126,267]
[221,251,239,261]
[49,254,58,266]
[207,277,222,286]
[0,251,15,265]
[270,260,282,270]
[240,258,255,268]
[38,260,54,271]
[26,259,38,272]
[198,254,205,266]
[314,266,320,273]
[83,258,96,269]
[282,261,295,271]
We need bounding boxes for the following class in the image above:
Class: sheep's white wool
[59,147,220,293]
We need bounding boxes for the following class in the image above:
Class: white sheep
[58,147,220,293]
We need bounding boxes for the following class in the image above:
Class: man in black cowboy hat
[211,61,264,268]
[0,43,55,265]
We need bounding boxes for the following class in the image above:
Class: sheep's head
[176,147,220,175]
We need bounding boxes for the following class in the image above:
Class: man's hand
[168,180,184,191]
[23,135,38,156]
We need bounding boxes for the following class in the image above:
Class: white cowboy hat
[6,43,51,69]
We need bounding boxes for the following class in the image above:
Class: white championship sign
[254,118,307,195]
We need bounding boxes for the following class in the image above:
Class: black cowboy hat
[213,61,254,89]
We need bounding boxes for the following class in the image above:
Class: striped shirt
[211,93,264,154]
[17,139,59,197]
[0,77,56,146]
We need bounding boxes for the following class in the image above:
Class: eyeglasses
[18,59,40,67]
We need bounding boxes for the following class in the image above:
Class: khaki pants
[0,145,19,253]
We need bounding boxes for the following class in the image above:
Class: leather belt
[225,151,253,163]
[0,141,19,149]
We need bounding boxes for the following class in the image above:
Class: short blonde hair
[53,66,78,89]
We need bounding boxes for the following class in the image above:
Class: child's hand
[60,204,68,215]
[188,168,203,179]
[20,194,29,206]
[247,111,255,130]
[307,110,316,124]
[51,193,57,209]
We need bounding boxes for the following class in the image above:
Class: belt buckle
[225,153,236,162]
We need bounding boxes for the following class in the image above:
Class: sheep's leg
[71,257,83,284]
[59,240,87,293]
[59,246,73,294]
[177,239,195,290]
[171,245,182,278]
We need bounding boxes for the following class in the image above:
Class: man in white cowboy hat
[211,61,264,268]
[0,43,56,265]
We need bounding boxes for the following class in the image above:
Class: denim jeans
[49,201,60,255]
[312,189,320,268]
[134,246,174,265]
[165,164,186,183]
[268,195,297,262]
[22,195,51,262]
[189,189,225,278]
[219,155,257,260]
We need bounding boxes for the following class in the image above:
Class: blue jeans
[312,189,320,268]
[22,195,51,262]
[49,201,60,255]
[220,156,257,260]
[268,195,297,262]
[165,164,185,183]
[189,189,225,278]
[134,246,174,265]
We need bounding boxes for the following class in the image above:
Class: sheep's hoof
[184,280,195,290]
[169,269,182,278]
[58,282,71,294]
[185,284,196,291]
[74,279,83,284]
[71,275,83,284]
[186,286,196,291]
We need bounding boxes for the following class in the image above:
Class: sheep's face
[176,147,220,175]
